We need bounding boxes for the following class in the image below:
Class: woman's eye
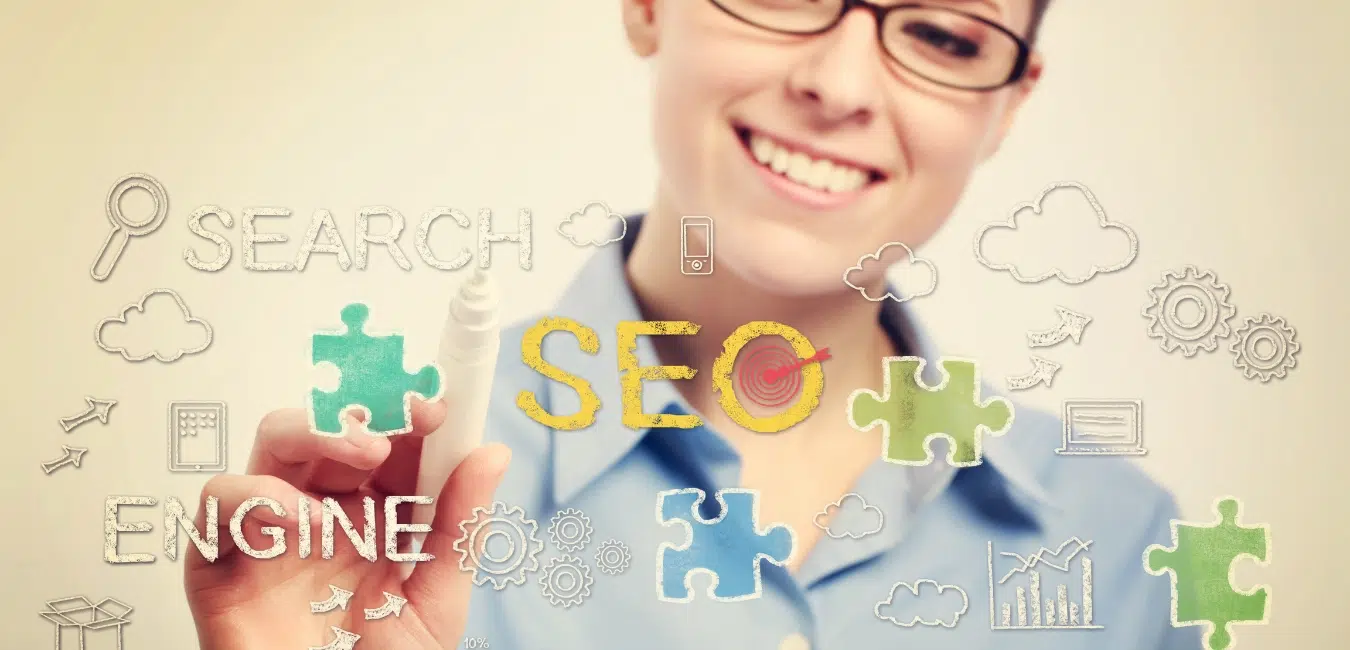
[903,22,980,58]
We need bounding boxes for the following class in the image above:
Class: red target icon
[735,345,830,408]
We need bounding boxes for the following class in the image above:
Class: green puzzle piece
[846,357,1012,467]
[1145,497,1270,650]
[309,303,441,436]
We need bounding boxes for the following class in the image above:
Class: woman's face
[627,0,1041,296]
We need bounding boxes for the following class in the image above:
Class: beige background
[2,0,1347,647]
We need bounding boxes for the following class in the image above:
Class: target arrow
[762,348,831,384]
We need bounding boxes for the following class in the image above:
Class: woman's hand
[184,400,510,650]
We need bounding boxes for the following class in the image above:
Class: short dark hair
[1027,0,1053,45]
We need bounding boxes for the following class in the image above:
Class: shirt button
[778,632,810,650]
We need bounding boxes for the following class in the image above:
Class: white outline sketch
[594,540,633,575]
[59,396,117,432]
[1006,356,1061,391]
[1058,399,1146,456]
[91,173,169,282]
[1027,306,1092,348]
[309,585,353,614]
[973,181,1139,284]
[875,579,970,628]
[168,401,228,473]
[539,555,594,609]
[310,626,360,650]
[847,356,1015,468]
[41,445,89,475]
[988,537,1104,630]
[655,487,797,603]
[556,201,627,247]
[1230,314,1300,382]
[1142,266,1237,357]
[843,242,937,302]
[812,493,884,539]
[680,216,714,276]
[41,596,133,650]
[363,592,407,620]
[95,288,213,362]
[306,303,446,439]
[548,507,594,553]
[1143,496,1272,650]
[452,501,544,590]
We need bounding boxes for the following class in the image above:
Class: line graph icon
[988,537,1103,630]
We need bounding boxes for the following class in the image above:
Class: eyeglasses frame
[707,0,1033,91]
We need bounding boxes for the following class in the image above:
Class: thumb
[403,443,511,633]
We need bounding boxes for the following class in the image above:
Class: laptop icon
[1058,399,1145,456]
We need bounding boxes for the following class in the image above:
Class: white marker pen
[404,268,501,578]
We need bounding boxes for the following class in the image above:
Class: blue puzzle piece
[310,303,441,436]
[657,488,796,602]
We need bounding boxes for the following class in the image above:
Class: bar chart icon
[988,537,1103,630]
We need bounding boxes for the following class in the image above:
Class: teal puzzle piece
[1144,497,1271,650]
[310,303,441,436]
[847,356,1013,467]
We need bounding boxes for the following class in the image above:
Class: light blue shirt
[462,217,1197,649]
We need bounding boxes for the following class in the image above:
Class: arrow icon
[41,445,89,474]
[309,585,354,614]
[363,591,408,620]
[309,626,360,650]
[58,396,118,432]
[1026,306,1092,348]
[1006,356,1061,391]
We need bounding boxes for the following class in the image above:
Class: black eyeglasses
[708,0,1032,91]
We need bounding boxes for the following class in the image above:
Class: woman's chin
[715,247,857,300]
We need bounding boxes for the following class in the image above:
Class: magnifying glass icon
[90,173,169,282]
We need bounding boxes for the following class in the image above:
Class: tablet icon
[680,216,714,276]
[168,401,228,472]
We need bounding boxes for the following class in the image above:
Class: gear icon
[547,507,593,552]
[1230,314,1299,382]
[1142,266,1237,356]
[539,554,593,608]
[452,501,544,590]
[593,539,632,576]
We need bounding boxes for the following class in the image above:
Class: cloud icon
[875,580,970,628]
[973,181,1138,284]
[843,242,937,302]
[557,201,627,247]
[96,289,213,362]
[813,493,883,540]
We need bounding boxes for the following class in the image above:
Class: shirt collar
[544,215,1058,525]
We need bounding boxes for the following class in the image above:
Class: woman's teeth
[748,132,871,194]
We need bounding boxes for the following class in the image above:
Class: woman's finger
[402,444,511,637]
[247,408,390,490]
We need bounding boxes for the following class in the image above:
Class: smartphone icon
[680,216,713,276]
